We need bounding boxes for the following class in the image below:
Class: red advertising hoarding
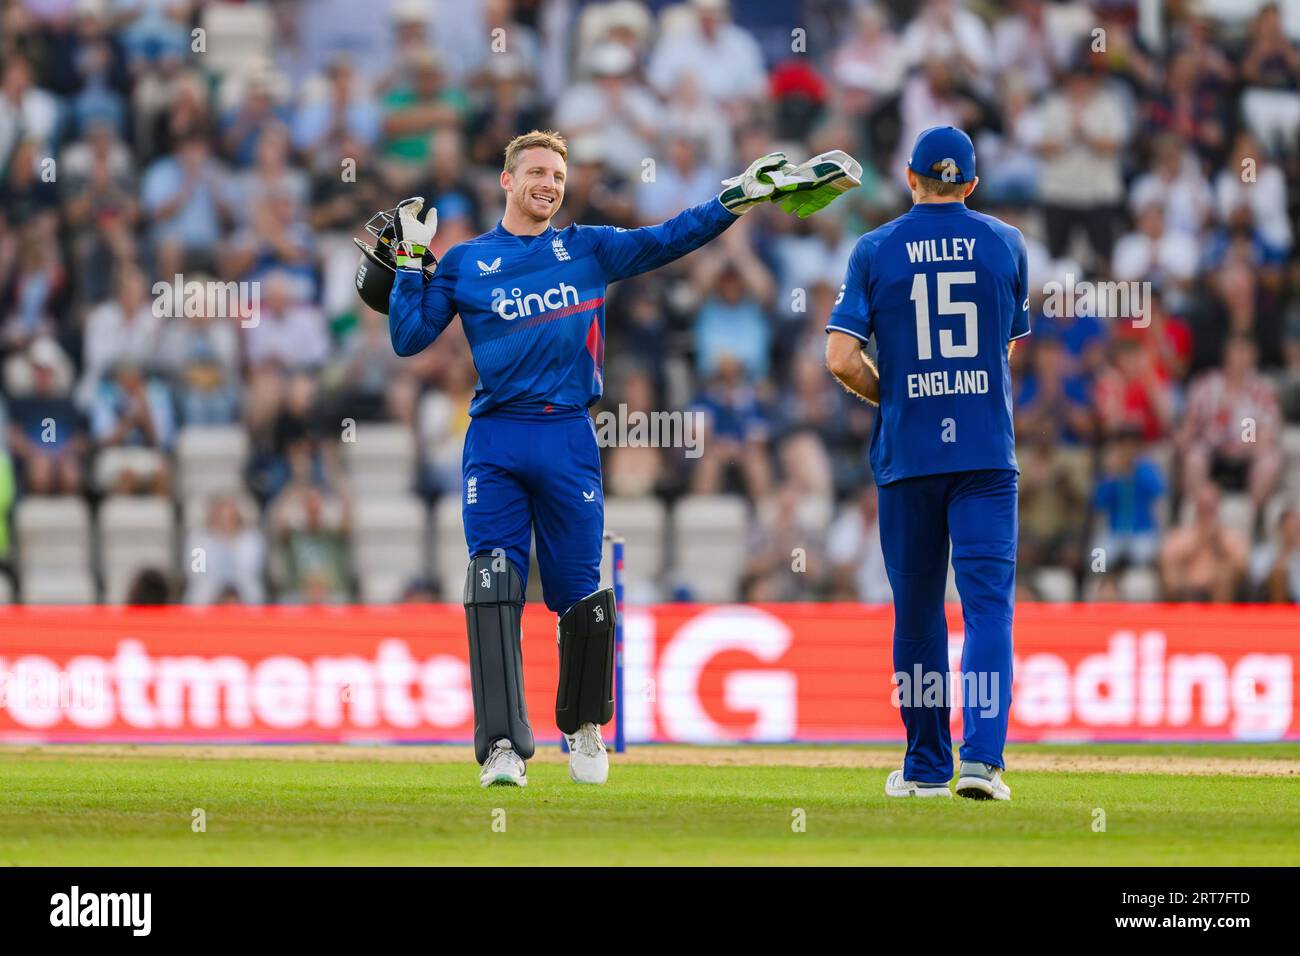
[0,604,1294,743]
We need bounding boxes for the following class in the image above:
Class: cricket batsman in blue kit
[824,127,1028,801]
[354,130,860,787]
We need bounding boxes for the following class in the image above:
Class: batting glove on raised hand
[718,152,793,215]
[393,196,437,271]
[767,150,863,218]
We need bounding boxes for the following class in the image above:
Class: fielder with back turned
[825,126,1029,801]
[355,130,860,787]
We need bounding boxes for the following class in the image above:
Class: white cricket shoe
[480,739,527,788]
[885,768,952,798]
[955,761,1011,801]
[564,723,609,785]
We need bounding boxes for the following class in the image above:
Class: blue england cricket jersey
[389,198,736,417]
[827,201,1030,485]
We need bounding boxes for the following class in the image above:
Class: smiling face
[502,145,566,224]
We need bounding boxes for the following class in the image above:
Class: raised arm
[389,262,458,356]
[387,197,458,357]
[581,197,738,283]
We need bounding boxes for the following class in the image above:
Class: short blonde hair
[503,130,568,172]
[914,160,969,198]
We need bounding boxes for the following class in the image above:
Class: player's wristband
[395,242,427,272]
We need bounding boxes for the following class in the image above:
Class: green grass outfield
[0,743,1297,866]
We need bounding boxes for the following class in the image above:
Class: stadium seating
[351,493,429,604]
[670,494,749,602]
[15,498,96,604]
[603,496,668,598]
[98,496,176,605]
[176,426,250,500]
[342,423,417,496]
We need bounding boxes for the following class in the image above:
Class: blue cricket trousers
[461,410,604,614]
[876,468,1017,783]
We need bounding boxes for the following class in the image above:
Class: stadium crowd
[1,0,1299,605]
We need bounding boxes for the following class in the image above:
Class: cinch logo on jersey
[492,283,581,320]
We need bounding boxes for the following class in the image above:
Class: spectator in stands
[1249,506,1300,603]
[185,494,266,605]
[634,132,720,225]
[124,567,174,606]
[602,364,666,499]
[1214,132,1292,258]
[826,484,891,603]
[898,0,993,80]
[1094,336,1174,442]
[1036,48,1130,265]
[1144,49,1230,165]
[1128,133,1213,240]
[6,338,85,494]
[155,306,241,426]
[1112,199,1199,293]
[0,54,60,163]
[90,360,175,494]
[741,484,825,602]
[268,483,351,604]
[1015,333,1096,448]
[76,264,162,408]
[691,225,774,383]
[59,119,140,305]
[556,42,663,181]
[1239,2,1300,157]
[1017,430,1090,583]
[292,54,383,167]
[379,48,469,186]
[244,271,330,372]
[326,306,407,422]
[219,68,293,168]
[141,129,227,276]
[689,354,772,500]
[1160,482,1249,602]
[1179,335,1282,514]
[646,0,767,120]
[1092,428,1166,571]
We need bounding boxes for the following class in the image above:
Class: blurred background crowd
[1,0,1299,606]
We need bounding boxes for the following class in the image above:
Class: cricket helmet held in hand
[354,204,437,315]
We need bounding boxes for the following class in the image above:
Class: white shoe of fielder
[480,739,527,788]
[955,760,1011,801]
[564,723,609,785]
[885,768,952,798]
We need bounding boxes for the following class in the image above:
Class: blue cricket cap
[907,126,977,184]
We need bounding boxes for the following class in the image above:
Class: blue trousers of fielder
[461,410,603,614]
[877,468,1017,784]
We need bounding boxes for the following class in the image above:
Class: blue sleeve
[1092,478,1113,511]
[826,235,873,343]
[579,197,736,282]
[1009,228,1031,341]
[389,250,458,357]
[1138,459,1165,496]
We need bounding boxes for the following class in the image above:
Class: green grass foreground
[1,745,1296,866]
